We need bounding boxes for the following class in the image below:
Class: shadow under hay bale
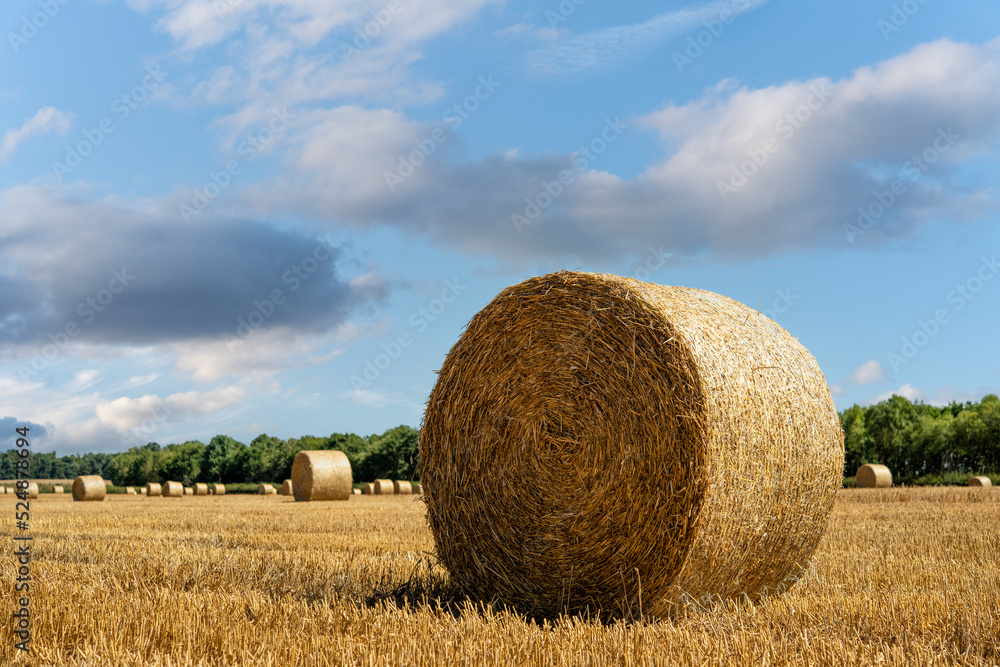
[856,464,892,488]
[421,271,844,620]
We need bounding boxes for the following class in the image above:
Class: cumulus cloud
[847,360,887,385]
[873,383,925,403]
[0,107,73,161]
[94,385,246,431]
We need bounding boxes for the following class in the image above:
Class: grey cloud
[0,417,48,448]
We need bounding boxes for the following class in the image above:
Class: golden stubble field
[1,487,998,666]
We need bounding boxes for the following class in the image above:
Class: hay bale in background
[412,483,422,495]
[53,485,64,494]
[421,270,843,618]
[25,482,39,499]
[146,483,161,497]
[291,450,352,501]
[162,481,183,497]
[857,464,893,489]
[138,487,146,495]
[184,487,194,495]
[363,483,375,495]
[104,479,113,486]
[72,475,107,502]
[393,480,412,495]
[970,476,992,487]
[212,484,226,496]
[352,488,361,495]
[373,479,393,495]
[194,483,208,496]
[258,483,277,495]
[126,487,137,495]
[279,479,293,496]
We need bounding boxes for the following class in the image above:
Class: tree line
[1,425,419,487]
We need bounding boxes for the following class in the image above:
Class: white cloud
[340,387,421,410]
[830,384,844,396]
[0,107,73,162]
[70,369,101,391]
[94,385,246,431]
[847,360,887,385]
[873,383,925,403]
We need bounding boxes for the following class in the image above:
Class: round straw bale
[126,487,137,495]
[352,488,361,494]
[363,483,375,495]
[421,271,844,618]
[279,479,293,496]
[372,479,393,495]
[25,482,39,499]
[53,485,64,494]
[104,479,113,486]
[72,475,107,502]
[184,487,193,495]
[258,483,277,495]
[162,481,183,497]
[212,483,226,495]
[194,483,208,496]
[291,450,352,501]
[393,480,412,495]
[856,464,892,488]
[146,483,161,496]
[969,476,992,487]
[412,482,422,495]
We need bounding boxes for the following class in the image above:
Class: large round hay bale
[258,483,277,495]
[126,487,137,495]
[421,271,843,618]
[279,479,293,496]
[72,475,106,502]
[291,450,352,501]
[362,483,375,495]
[162,481,183,497]
[969,476,992,487]
[856,464,892,488]
[146,483,161,497]
[372,479,393,495]
[194,483,208,495]
[393,480,412,495]
[53,485,64,494]
[212,483,226,496]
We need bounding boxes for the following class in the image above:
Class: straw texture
[212,484,226,496]
[970,476,992,487]
[856,464,892,489]
[412,483,422,495]
[53,485,64,494]
[194,483,209,496]
[184,487,194,495]
[279,480,293,496]
[163,481,183,497]
[421,271,844,618]
[394,480,412,495]
[126,487,137,495]
[291,450,352,501]
[352,488,362,494]
[72,475,106,502]
[373,479,393,495]
[146,483,162,497]
[363,483,375,495]
[25,482,38,499]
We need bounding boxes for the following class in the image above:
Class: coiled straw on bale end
[970,476,992,487]
[393,480,412,495]
[146,483,161,497]
[72,475,106,502]
[362,483,375,495]
[163,481,183,497]
[856,464,892,488]
[279,479,293,496]
[373,479,393,495]
[212,484,225,495]
[291,450,352,501]
[421,271,844,619]
[194,483,208,495]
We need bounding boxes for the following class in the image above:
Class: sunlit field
[2,487,998,666]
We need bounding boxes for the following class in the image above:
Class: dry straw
[72,475,106,502]
[970,476,992,487]
[412,482,422,495]
[162,481,183,497]
[352,488,362,495]
[373,479,393,495]
[126,487,136,495]
[184,487,194,495]
[258,483,277,495]
[279,479,293,496]
[194,483,208,495]
[53,485,64,494]
[394,480,412,495]
[146,483,161,497]
[212,484,226,496]
[291,450,352,501]
[363,483,375,495]
[856,464,892,488]
[25,482,38,499]
[421,271,844,619]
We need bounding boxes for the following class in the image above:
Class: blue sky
[2,0,999,454]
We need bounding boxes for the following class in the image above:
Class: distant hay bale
[421,271,844,618]
[194,483,208,496]
[352,488,361,495]
[279,479,293,496]
[393,480,412,495]
[53,485,64,494]
[184,487,194,495]
[857,464,893,488]
[412,482,422,495]
[104,479,113,486]
[970,476,992,487]
[372,479,393,495]
[72,475,107,502]
[25,482,38,499]
[291,450,352,501]
[212,484,226,496]
[126,487,137,495]
[258,483,277,495]
[138,486,146,495]
[363,483,375,495]
[162,481,183,497]
[146,483,161,497]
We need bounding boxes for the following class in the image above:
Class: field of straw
[1,487,998,666]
